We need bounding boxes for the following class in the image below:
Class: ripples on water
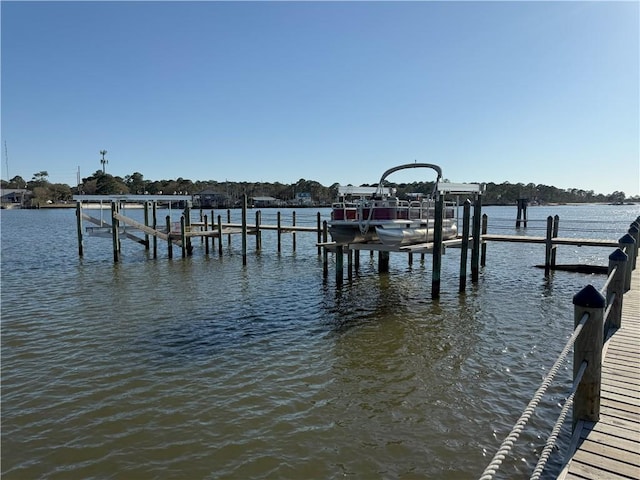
[2,205,637,479]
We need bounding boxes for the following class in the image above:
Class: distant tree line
[1,170,637,206]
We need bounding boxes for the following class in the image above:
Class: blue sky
[2,1,638,196]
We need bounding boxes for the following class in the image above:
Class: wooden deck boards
[560,268,640,480]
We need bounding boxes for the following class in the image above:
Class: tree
[8,175,27,188]
[125,172,146,194]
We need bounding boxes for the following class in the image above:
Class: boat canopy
[377,163,443,186]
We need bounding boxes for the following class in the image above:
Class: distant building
[0,188,30,208]
[294,192,313,206]
[197,189,230,208]
[252,196,279,208]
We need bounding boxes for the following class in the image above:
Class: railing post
[618,233,635,292]
[572,284,605,430]
[628,224,639,269]
[606,248,628,332]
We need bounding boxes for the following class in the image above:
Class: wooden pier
[559,266,640,480]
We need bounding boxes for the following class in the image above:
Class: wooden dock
[482,233,619,248]
[560,267,640,480]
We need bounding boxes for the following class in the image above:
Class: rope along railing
[478,314,589,480]
[529,360,588,480]
[478,216,639,480]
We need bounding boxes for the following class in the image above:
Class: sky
[1,1,639,196]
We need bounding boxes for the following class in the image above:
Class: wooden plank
[570,448,640,478]
[113,212,170,241]
[565,459,638,480]
[581,427,640,454]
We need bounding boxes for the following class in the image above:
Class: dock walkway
[560,267,640,479]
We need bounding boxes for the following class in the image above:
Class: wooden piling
[471,195,482,282]
[317,212,322,256]
[152,202,158,258]
[242,194,248,266]
[348,248,353,280]
[204,214,209,255]
[180,216,187,258]
[480,213,488,267]
[227,209,231,246]
[255,210,262,251]
[551,214,560,268]
[217,215,223,256]
[544,216,554,276]
[516,198,528,228]
[166,215,173,259]
[378,251,390,273]
[322,220,328,277]
[210,210,215,250]
[76,201,84,257]
[459,199,471,292]
[111,201,120,263]
[292,211,297,252]
[277,211,282,253]
[144,202,150,250]
[336,245,344,286]
[572,284,605,429]
[432,193,444,298]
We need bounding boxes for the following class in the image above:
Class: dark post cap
[619,233,636,245]
[629,225,639,234]
[609,248,629,262]
[573,284,606,308]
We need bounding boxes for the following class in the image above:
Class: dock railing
[479,216,639,480]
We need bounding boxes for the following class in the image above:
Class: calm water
[2,204,638,479]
